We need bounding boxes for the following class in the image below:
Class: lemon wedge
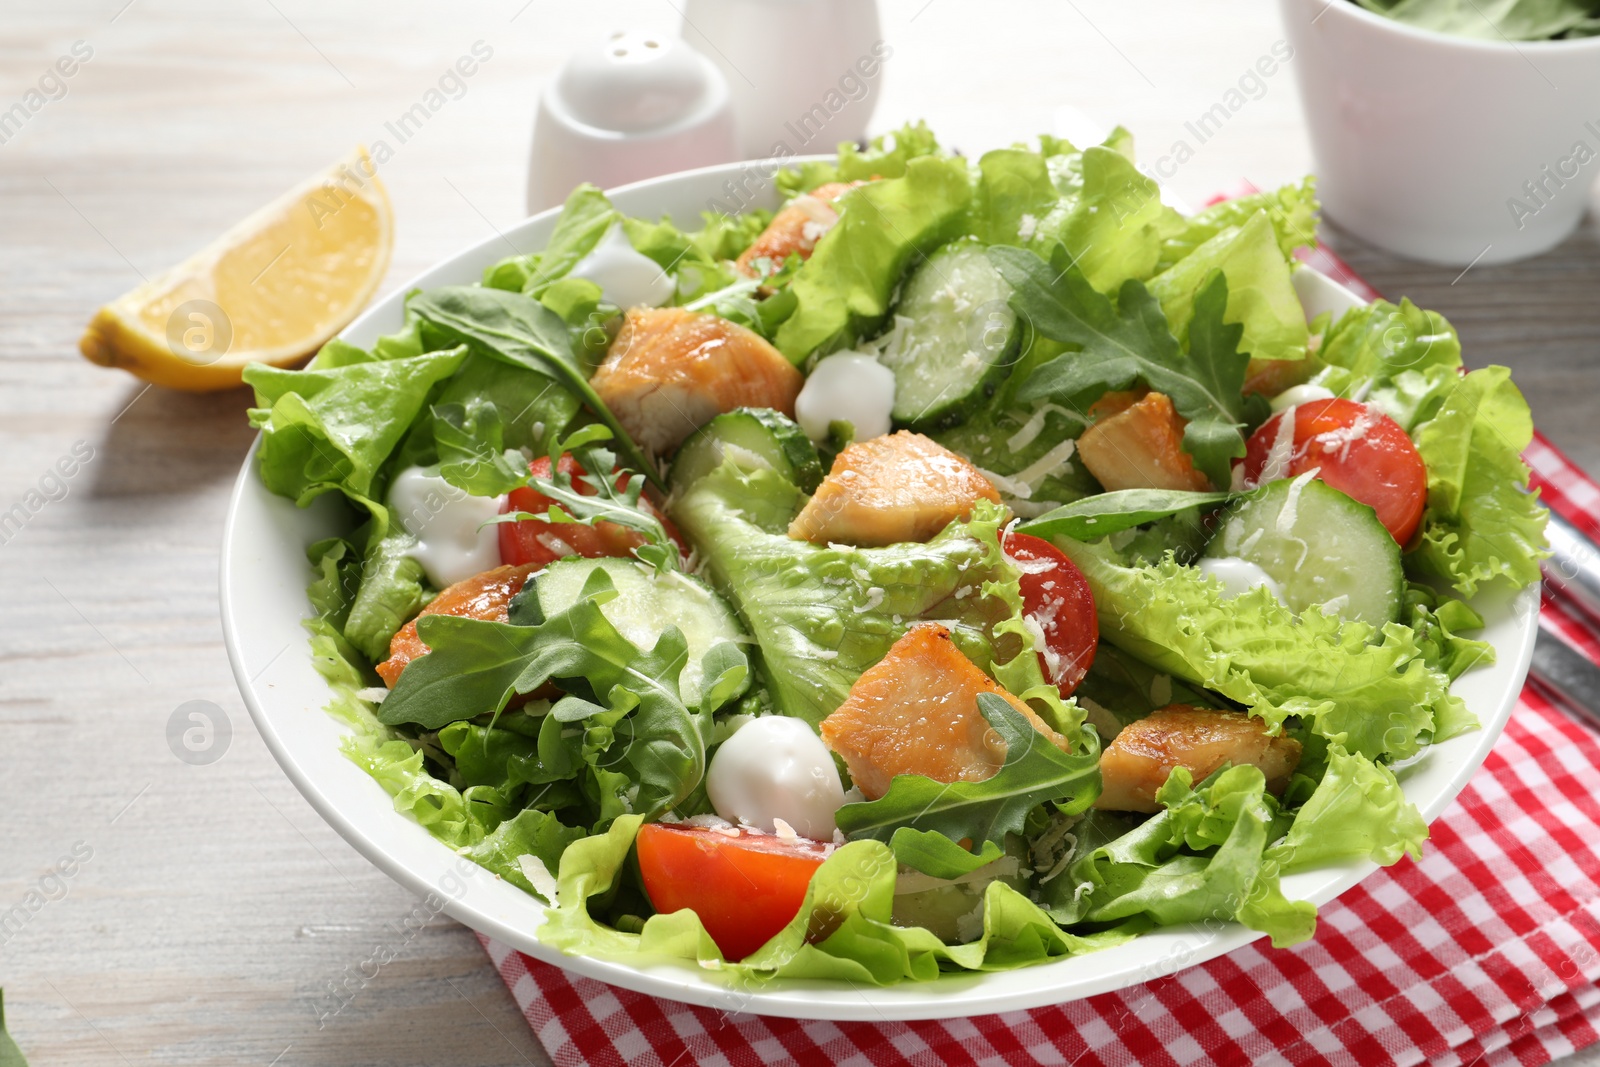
[80,146,393,392]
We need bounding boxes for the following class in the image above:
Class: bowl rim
[222,156,1540,1020]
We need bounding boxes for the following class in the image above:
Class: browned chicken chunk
[1077,390,1211,493]
[788,431,1001,546]
[376,563,542,688]
[820,624,1073,800]
[1095,704,1302,813]
[590,307,804,457]
[735,181,861,277]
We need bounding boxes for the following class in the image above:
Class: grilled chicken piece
[590,307,804,457]
[735,181,861,278]
[376,563,541,688]
[820,624,1072,800]
[788,431,1001,546]
[1077,390,1211,493]
[1095,704,1302,813]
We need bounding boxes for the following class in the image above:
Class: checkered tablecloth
[478,244,1600,1067]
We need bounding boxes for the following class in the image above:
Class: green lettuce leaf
[538,815,1137,982]
[670,460,1077,733]
[1148,208,1310,363]
[1039,144,1185,293]
[969,147,1058,248]
[772,155,973,363]
[244,342,468,506]
[1053,536,1468,761]
[1044,766,1315,948]
[1157,178,1318,272]
[835,693,1101,848]
[1404,583,1495,683]
[1267,744,1427,873]
[774,120,944,198]
[1410,366,1549,595]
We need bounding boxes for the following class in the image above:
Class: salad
[243,122,1549,983]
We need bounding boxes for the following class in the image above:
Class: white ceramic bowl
[222,159,1539,1021]
[1279,0,1600,266]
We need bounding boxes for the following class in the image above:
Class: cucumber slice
[534,556,751,705]
[669,407,824,493]
[877,239,1018,431]
[1202,473,1403,625]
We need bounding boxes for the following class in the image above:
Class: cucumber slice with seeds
[877,239,1018,431]
[669,408,824,493]
[1203,473,1403,625]
[533,556,750,705]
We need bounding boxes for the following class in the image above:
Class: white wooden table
[3,2,1596,1063]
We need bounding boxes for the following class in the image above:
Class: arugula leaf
[834,693,1100,849]
[406,286,662,488]
[487,425,679,572]
[997,244,1259,486]
[1021,488,1232,541]
[431,398,532,497]
[379,570,717,824]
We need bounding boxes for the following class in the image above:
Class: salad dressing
[794,351,897,443]
[1197,556,1287,605]
[567,221,675,310]
[388,467,504,588]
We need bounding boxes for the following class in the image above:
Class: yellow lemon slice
[80,146,393,393]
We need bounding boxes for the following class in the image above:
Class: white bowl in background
[222,159,1539,1021]
[1279,0,1600,265]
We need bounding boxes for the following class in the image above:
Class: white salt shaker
[526,31,738,214]
[679,0,885,161]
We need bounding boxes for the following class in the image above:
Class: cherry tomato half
[1002,532,1098,699]
[635,823,829,961]
[497,454,681,567]
[1239,398,1427,544]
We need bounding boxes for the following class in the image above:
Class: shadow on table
[88,381,258,498]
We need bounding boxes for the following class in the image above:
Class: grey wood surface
[1,2,1595,1064]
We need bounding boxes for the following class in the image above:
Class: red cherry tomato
[498,454,681,567]
[1002,532,1098,699]
[1239,398,1427,544]
[635,823,829,961]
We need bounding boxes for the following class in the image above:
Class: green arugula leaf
[1020,488,1232,541]
[406,286,662,488]
[834,693,1101,849]
[995,244,1184,406]
[1181,271,1271,486]
[431,398,532,497]
[485,425,678,572]
[379,570,715,823]
[997,243,1260,487]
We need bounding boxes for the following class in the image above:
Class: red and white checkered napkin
[479,249,1600,1067]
